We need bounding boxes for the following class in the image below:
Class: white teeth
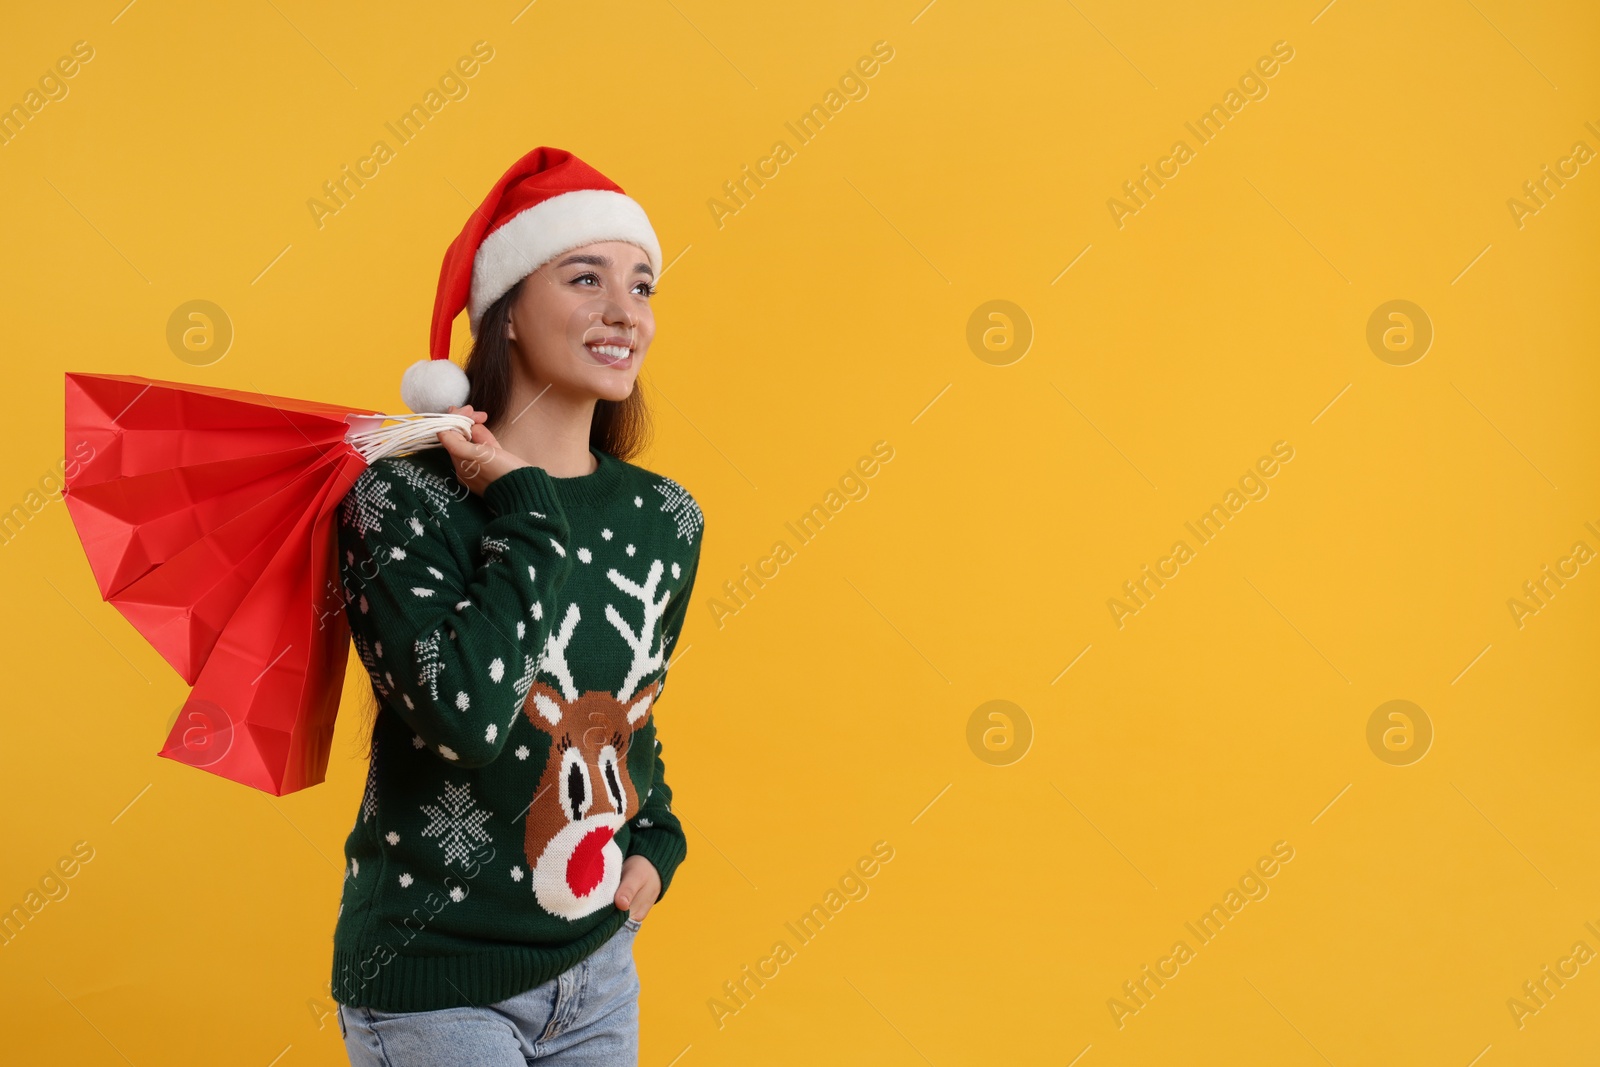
[587,343,631,361]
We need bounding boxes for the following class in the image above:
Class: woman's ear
[506,312,516,343]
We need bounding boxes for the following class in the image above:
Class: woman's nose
[603,301,635,330]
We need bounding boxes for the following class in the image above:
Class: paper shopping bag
[63,372,465,795]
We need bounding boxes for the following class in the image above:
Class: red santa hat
[400,146,662,413]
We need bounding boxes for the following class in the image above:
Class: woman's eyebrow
[555,252,654,278]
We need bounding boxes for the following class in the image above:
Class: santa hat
[400,147,663,413]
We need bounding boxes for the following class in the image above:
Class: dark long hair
[464,277,653,462]
[348,275,656,756]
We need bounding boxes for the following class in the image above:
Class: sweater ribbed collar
[547,445,627,509]
[403,442,627,510]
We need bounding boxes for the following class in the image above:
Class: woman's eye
[570,273,653,296]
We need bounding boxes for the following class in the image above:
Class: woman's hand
[436,405,529,496]
[615,855,661,922]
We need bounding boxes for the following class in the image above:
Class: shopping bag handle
[344,412,475,464]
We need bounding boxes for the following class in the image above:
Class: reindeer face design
[521,559,671,921]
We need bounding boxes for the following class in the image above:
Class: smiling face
[505,239,657,404]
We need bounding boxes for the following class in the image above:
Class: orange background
[4,1,1598,1063]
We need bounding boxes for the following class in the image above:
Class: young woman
[329,148,703,1065]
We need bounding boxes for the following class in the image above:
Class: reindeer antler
[531,602,582,723]
[606,560,670,702]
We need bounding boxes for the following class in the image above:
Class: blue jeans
[338,917,642,1065]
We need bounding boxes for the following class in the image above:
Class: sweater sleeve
[337,456,575,769]
[625,548,700,902]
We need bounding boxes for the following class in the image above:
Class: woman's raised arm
[337,456,573,767]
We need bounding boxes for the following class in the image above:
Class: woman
[330,147,703,1065]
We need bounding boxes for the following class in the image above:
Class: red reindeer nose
[567,824,616,897]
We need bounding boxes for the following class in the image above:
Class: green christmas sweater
[329,442,703,1012]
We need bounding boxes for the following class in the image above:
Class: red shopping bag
[62,372,466,796]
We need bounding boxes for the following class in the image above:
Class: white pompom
[400,358,471,413]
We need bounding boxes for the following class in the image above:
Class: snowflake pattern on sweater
[360,751,378,824]
[341,474,398,539]
[655,476,705,544]
[389,456,462,516]
[481,535,510,563]
[415,630,446,702]
[419,779,494,869]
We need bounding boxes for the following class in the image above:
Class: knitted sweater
[328,442,703,1012]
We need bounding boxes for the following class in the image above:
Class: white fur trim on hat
[401,357,471,414]
[468,188,661,335]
